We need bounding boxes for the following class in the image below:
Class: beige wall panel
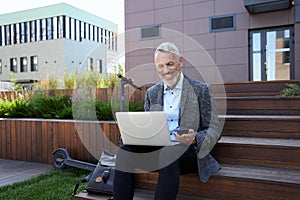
[188,33,216,50]
[183,1,214,20]
[184,18,209,35]
[215,30,247,49]
[126,11,154,29]
[236,13,250,30]
[125,0,154,14]
[154,0,182,9]
[216,47,247,66]
[155,6,183,24]
[215,0,246,15]
[218,65,249,82]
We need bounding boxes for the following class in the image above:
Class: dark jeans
[113,144,198,200]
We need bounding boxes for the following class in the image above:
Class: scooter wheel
[52,150,67,169]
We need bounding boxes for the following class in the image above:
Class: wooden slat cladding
[0,119,119,165]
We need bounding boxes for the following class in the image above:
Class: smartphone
[176,129,189,135]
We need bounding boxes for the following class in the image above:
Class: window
[86,23,90,40]
[101,28,103,43]
[5,25,11,45]
[10,58,17,73]
[25,22,29,43]
[80,21,85,40]
[90,24,94,41]
[96,59,102,73]
[0,26,3,46]
[111,32,116,50]
[107,31,111,49]
[88,57,94,71]
[41,19,47,40]
[20,22,26,43]
[70,17,75,40]
[30,21,36,42]
[75,19,80,41]
[104,29,107,44]
[36,19,40,41]
[0,59,2,74]
[249,26,294,81]
[47,18,53,40]
[95,27,99,42]
[58,16,64,38]
[140,24,161,40]
[20,57,27,72]
[13,24,18,44]
[210,14,236,32]
[30,56,38,71]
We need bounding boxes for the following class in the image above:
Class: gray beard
[162,71,180,88]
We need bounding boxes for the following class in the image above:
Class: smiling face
[155,50,184,89]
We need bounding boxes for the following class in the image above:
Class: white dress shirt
[163,72,183,141]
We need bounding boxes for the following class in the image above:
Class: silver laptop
[115,111,178,146]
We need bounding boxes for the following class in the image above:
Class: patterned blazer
[144,74,221,182]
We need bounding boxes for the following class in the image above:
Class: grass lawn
[0,167,90,200]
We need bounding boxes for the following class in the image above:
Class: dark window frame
[140,24,161,40]
[30,55,38,72]
[10,57,17,73]
[209,14,236,32]
[20,57,28,72]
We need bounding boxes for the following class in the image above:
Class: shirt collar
[164,72,184,92]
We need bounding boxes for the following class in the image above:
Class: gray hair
[154,42,180,60]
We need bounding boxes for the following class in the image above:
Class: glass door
[250,26,294,81]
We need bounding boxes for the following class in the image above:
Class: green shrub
[24,92,72,119]
[95,101,114,120]
[0,97,28,118]
[279,83,300,98]
[0,91,144,120]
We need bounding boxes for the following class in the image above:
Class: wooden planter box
[0,119,120,165]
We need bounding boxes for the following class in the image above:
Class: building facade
[124,0,299,84]
[0,3,118,88]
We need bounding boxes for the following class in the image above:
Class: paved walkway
[0,159,52,187]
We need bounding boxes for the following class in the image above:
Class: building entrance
[249,26,294,81]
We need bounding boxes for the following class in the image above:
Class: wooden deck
[0,159,52,187]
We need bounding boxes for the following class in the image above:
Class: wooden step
[135,164,300,200]
[216,96,300,115]
[213,136,300,170]
[212,80,300,97]
[74,189,211,200]
[220,115,300,139]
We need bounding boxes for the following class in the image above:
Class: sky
[0,0,125,32]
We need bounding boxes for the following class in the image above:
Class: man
[113,42,221,200]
